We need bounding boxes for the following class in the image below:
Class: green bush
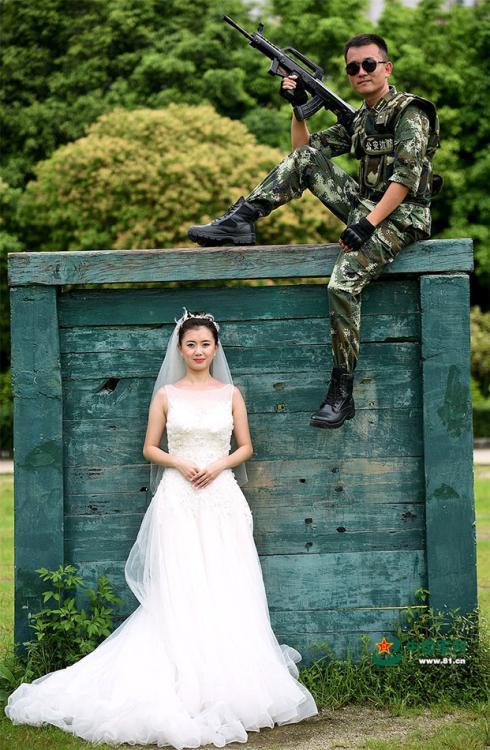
[0,369,12,454]
[471,306,490,400]
[0,564,123,705]
[18,103,341,252]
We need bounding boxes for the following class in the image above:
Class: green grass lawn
[0,468,489,749]
[0,476,13,653]
[476,466,490,621]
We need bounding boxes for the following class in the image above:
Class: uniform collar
[360,85,398,113]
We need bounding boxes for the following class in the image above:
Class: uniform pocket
[361,134,395,190]
[390,206,431,238]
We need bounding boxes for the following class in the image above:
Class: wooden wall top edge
[7,239,474,286]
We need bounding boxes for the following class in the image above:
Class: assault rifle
[223,15,355,130]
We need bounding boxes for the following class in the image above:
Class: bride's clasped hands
[174,456,226,489]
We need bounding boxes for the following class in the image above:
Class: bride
[5,308,319,748]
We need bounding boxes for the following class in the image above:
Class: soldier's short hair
[344,34,389,60]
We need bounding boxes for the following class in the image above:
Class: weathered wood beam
[8,238,473,285]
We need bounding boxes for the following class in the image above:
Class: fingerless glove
[279,76,308,106]
[339,217,376,251]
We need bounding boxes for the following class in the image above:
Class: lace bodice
[160,382,252,523]
[165,383,235,467]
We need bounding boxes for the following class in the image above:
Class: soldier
[188,33,440,429]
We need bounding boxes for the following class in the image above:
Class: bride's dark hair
[178,313,219,346]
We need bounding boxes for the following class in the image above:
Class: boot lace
[211,198,243,224]
[321,376,343,407]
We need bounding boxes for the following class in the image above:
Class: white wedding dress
[5,383,318,747]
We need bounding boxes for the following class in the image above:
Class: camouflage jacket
[308,85,439,234]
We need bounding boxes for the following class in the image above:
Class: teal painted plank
[62,408,423,466]
[65,456,424,511]
[73,549,425,614]
[60,341,419,379]
[59,315,420,354]
[66,465,152,496]
[8,239,473,285]
[260,549,426,610]
[62,368,422,420]
[244,457,425,497]
[57,280,420,326]
[64,502,424,559]
[420,274,477,616]
[273,606,425,636]
[10,286,64,648]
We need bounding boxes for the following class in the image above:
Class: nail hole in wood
[98,377,120,394]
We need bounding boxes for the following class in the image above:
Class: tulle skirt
[5,468,318,747]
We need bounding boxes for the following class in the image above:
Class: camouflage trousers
[246,144,429,373]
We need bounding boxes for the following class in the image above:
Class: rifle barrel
[223,16,254,42]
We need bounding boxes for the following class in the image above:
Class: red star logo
[375,637,394,655]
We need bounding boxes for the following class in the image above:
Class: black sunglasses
[345,58,389,76]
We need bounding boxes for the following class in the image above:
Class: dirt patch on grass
[206,704,466,750]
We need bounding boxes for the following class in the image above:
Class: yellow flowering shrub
[19,104,341,251]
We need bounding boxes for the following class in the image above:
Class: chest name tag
[363,135,394,155]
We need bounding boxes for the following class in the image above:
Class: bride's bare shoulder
[153,386,169,409]
[231,385,246,404]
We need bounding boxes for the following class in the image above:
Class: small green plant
[0,563,123,706]
[299,588,490,710]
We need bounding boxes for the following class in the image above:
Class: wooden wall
[9,240,477,665]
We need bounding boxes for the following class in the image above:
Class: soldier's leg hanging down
[312,210,421,428]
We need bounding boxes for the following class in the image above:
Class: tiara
[174,306,220,332]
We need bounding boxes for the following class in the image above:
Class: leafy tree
[0,0,378,192]
[0,179,24,370]
[18,104,341,251]
[0,0,266,189]
[377,0,490,280]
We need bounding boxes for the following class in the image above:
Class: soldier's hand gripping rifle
[223,15,355,130]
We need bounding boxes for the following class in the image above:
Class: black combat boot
[310,366,355,429]
[187,196,268,246]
